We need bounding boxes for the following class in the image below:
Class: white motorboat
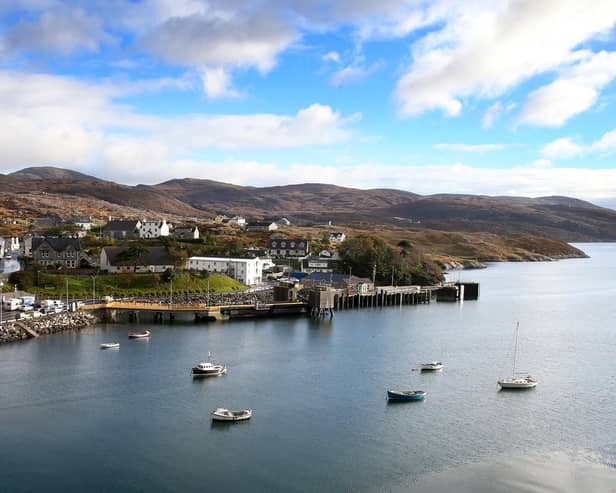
[192,352,227,376]
[419,361,444,371]
[498,322,538,390]
[211,408,252,421]
[100,342,120,349]
[128,330,150,339]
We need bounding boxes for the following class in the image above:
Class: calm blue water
[1,243,616,492]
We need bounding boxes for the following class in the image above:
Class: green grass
[28,272,246,298]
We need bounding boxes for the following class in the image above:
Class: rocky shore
[0,312,99,345]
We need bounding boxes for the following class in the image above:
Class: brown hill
[3,166,616,241]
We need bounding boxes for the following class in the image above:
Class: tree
[161,267,175,283]
[121,244,149,272]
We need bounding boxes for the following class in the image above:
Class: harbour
[1,244,615,492]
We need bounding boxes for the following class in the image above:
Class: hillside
[2,166,616,241]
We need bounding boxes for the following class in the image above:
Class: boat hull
[387,390,426,401]
[192,368,226,377]
[211,409,252,421]
[498,378,538,389]
[128,331,150,339]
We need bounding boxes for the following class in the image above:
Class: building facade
[31,237,86,268]
[100,246,175,273]
[138,219,171,239]
[103,220,141,240]
[186,256,273,286]
[173,226,200,240]
[267,238,309,258]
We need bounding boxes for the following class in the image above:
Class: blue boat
[387,390,426,401]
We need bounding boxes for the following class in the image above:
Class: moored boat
[211,408,252,421]
[419,361,444,371]
[128,330,150,339]
[387,390,426,401]
[192,361,227,377]
[498,322,538,390]
[100,342,120,349]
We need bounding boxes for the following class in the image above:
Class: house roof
[32,237,82,252]
[103,220,139,232]
[247,221,276,227]
[174,226,197,233]
[102,246,174,267]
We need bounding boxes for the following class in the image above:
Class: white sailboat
[498,322,538,389]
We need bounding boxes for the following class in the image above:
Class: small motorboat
[100,342,120,349]
[387,390,426,401]
[420,361,444,371]
[498,375,538,389]
[192,352,227,377]
[211,408,252,421]
[128,330,150,339]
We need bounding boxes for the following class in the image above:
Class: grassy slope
[28,272,246,298]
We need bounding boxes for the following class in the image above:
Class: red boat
[128,330,151,339]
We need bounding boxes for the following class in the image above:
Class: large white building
[186,256,273,286]
[138,219,170,239]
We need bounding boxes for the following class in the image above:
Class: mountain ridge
[2,166,616,241]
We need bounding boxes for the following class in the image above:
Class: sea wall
[0,312,99,345]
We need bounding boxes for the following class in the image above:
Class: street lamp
[169,278,173,309]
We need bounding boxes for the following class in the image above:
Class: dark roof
[303,272,371,284]
[32,237,82,252]
[102,246,174,267]
[247,221,275,227]
[103,220,139,232]
[33,216,62,227]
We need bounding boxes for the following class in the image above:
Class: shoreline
[0,311,99,345]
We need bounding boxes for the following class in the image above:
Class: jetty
[80,282,478,323]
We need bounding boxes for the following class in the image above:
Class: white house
[229,216,246,227]
[138,219,171,239]
[73,217,93,231]
[186,256,273,286]
[329,232,346,244]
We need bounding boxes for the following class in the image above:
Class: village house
[31,237,87,268]
[173,225,200,240]
[267,237,309,258]
[245,221,278,232]
[138,219,171,239]
[100,246,175,273]
[300,252,340,274]
[186,256,274,286]
[71,217,94,231]
[103,220,141,240]
[20,234,33,257]
[228,216,246,227]
[301,272,374,295]
[328,232,346,244]
[275,217,291,227]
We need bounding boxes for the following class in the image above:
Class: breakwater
[0,312,99,344]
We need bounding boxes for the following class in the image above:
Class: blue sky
[2,1,616,206]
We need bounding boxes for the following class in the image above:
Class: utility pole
[372,263,376,286]
[391,267,395,287]
[170,278,173,309]
[66,278,69,309]
[91,275,96,303]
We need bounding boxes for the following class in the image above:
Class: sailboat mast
[512,322,519,375]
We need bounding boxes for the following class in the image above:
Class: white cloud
[541,138,584,159]
[519,51,616,126]
[322,51,341,63]
[482,101,515,129]
[395,0,616,118]
[434,143,505,152]
[330,61,383,86]
[199,67,242,100]
[542,127,616,160]
[0,70,358,181]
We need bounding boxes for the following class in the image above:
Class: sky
[2,1,616,206]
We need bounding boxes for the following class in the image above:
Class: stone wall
[0,312,99,344]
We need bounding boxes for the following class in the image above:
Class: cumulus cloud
[434,143,505,152]
[199,67,242,100]
[541,128,616,159]
[395,0,616,118]
[519,51,616,126]
[322,51,341,63]
[1,6,111,56]
[541,138,584,159]
[0,70,358,181]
